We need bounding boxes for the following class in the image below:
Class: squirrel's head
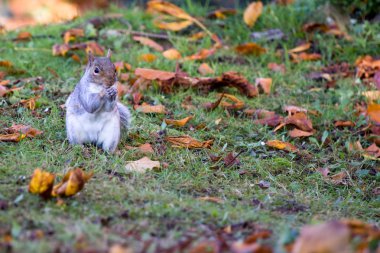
[86,49,117,87]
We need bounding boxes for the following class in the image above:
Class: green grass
[0,1,379,252]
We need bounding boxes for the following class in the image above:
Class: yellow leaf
[235,42,266,56]
[52,168,93,197]
[125,156,160,173]
[153,19,194,31]
[243,1,263,27]
[134,103,166,114]
[288,43,311,53]
[367,103,380,124]
[28,168,55,198]
[139,53,157,63]
[266,140,299,152]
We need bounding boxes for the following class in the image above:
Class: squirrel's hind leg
[98,115,120,153]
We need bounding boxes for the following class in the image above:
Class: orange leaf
[267,62,285,74]
[165,116,193,127]
[288,43,311,53]
[139,53,157,63]
[266,140,298,153]
[198,63,214,75]
[135,68,175,80]
[165,136,213,149]
[52,44,70,56]
[28,168,55,198]
[207,8,236,19]
[243,1,263,27]
[334,121,355,127]
[197,196,223,204]
[284,112,314,132]
[52,168,93,197]
[220,93,245,110]
[255,78,272,94]
[147,0,193,20]
[153,19,193,31]
[291,52,322,62]
[133,36,164,52]
[85,42,105,56]
[0,60,12,68]
[185,48,217,61]
[15,31,32,42]
[235,42,266,56]
[71,54,81,63]
[134,103,166,114]
[367,104,380,124]
[288,128,314,138]
[0,133,26,142]
[162,48,182,60]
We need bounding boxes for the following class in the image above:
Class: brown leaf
[52,168,93,197]
[85,41,105,56]
[133,36,164,52]
[330,171,349,185]
[52,44,70,56]
[266,140,298,153]
[153,19,193,31]
[267,62,285,74]
[235,42,266,56]
[2,124,43,141]
[134,103,166,114]
[288,43,311,53]
[165,116,193,127]
[138,143,155,154]
[243,1,263,27]
[355,55,380,79]
[185,47,217,61]
[135,68,175,81]
[28,168,55,198]
[162,48,182,60]
[0,133,26,142]
[147,0,193,20]
[219,93,245,110]
[188,241,219,253]
[203,94,225,111]
[292,221,351,253]
[250,109,283,127]
[207,8,236,19]
[223,152,240,167]
[0,60,13,68]
[197,196,223,204]
[71,54,81,63]
[198,63,214,75]
[63,28,84,44]
[288,128,314,138]
[255,78,272,94]
[283,112,314,132]
[125,156,160,173]
[334,120,355,127]
[165,136,213,149]
[364,143,380,159]
[20,96,40,110]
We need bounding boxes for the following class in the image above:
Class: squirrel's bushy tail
[117,102,131,129]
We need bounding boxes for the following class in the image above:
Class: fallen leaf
[0,124,42,142]
[255,78,272,94]
[292,221,351,253]
[355,55,380,79]
[0,60,13,68]
[243,1,263,27]
[189,241,219,253]
[165,136,213,149]
[249,109,283,127]
[165,116,193,127]
[52,44,70,56]
[207,8,236,19]
[281,112,313,132]
[219,93,245,110]
[288,43,311,53]
[52,168,93,197]
[153,19,193,31]
[134,103,166,114]
[139,53,157,63]
[268,62,285,74]
[0,133,26,142]
[133,36,164,52]
[185,47,217,61]
[258,180,270,189]
[266,140,298,153]
[334,120,355,127]
[20,96,40,110]
[317,167,330,178]
[28,169,55,198]
[63,28,84,44]
[223,152,241,167]
[367,103,380,124]
[198,63,214,75]
[71,54,81,63]
[288,128,314,138]
[135,68,175,81]
[364,143,380,159]
[235,42,266,56]
[203,94,225,111]
[15,31,32,42]
[197,196,223,204]
[138,143,155,154]
[162,48,182,60]
[125,156,160,173]
[291,52,322,62]
[362,90,380,103]
[330,171,349,185]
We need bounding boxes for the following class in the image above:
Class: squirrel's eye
[94,67,100,74]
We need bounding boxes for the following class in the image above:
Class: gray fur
[65,53,131,153]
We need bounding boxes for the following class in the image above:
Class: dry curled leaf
[197,196,224,204]
[355,55,380,79]
[125,156,160,173]
[185,47,217,61]
[243,1,263,27]
[135,68,175,81]
[281,112,314,132]
[219,93,245,110]
[235,42,266,56]
[288,43,311,53]
[28,168,55,198]
[291,52,322,62]
[334,120,355,127]
[249,109,283,127]
[133,36,164,52]
[165,136,213,149]
[0,124,42,142]
[134,103,166,114]
[165,116,193,127]
[52,168,93,197]
[162,48,182,60]
[266,140,298,153]
[63,28,84,44]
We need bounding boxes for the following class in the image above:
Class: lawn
[0,1,379,252]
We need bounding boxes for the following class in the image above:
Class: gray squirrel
[65,50,131,152]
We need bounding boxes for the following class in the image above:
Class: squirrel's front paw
[106,87,117,100]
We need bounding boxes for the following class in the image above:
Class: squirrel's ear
[88,51,94,66]
[106,49,112,58]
